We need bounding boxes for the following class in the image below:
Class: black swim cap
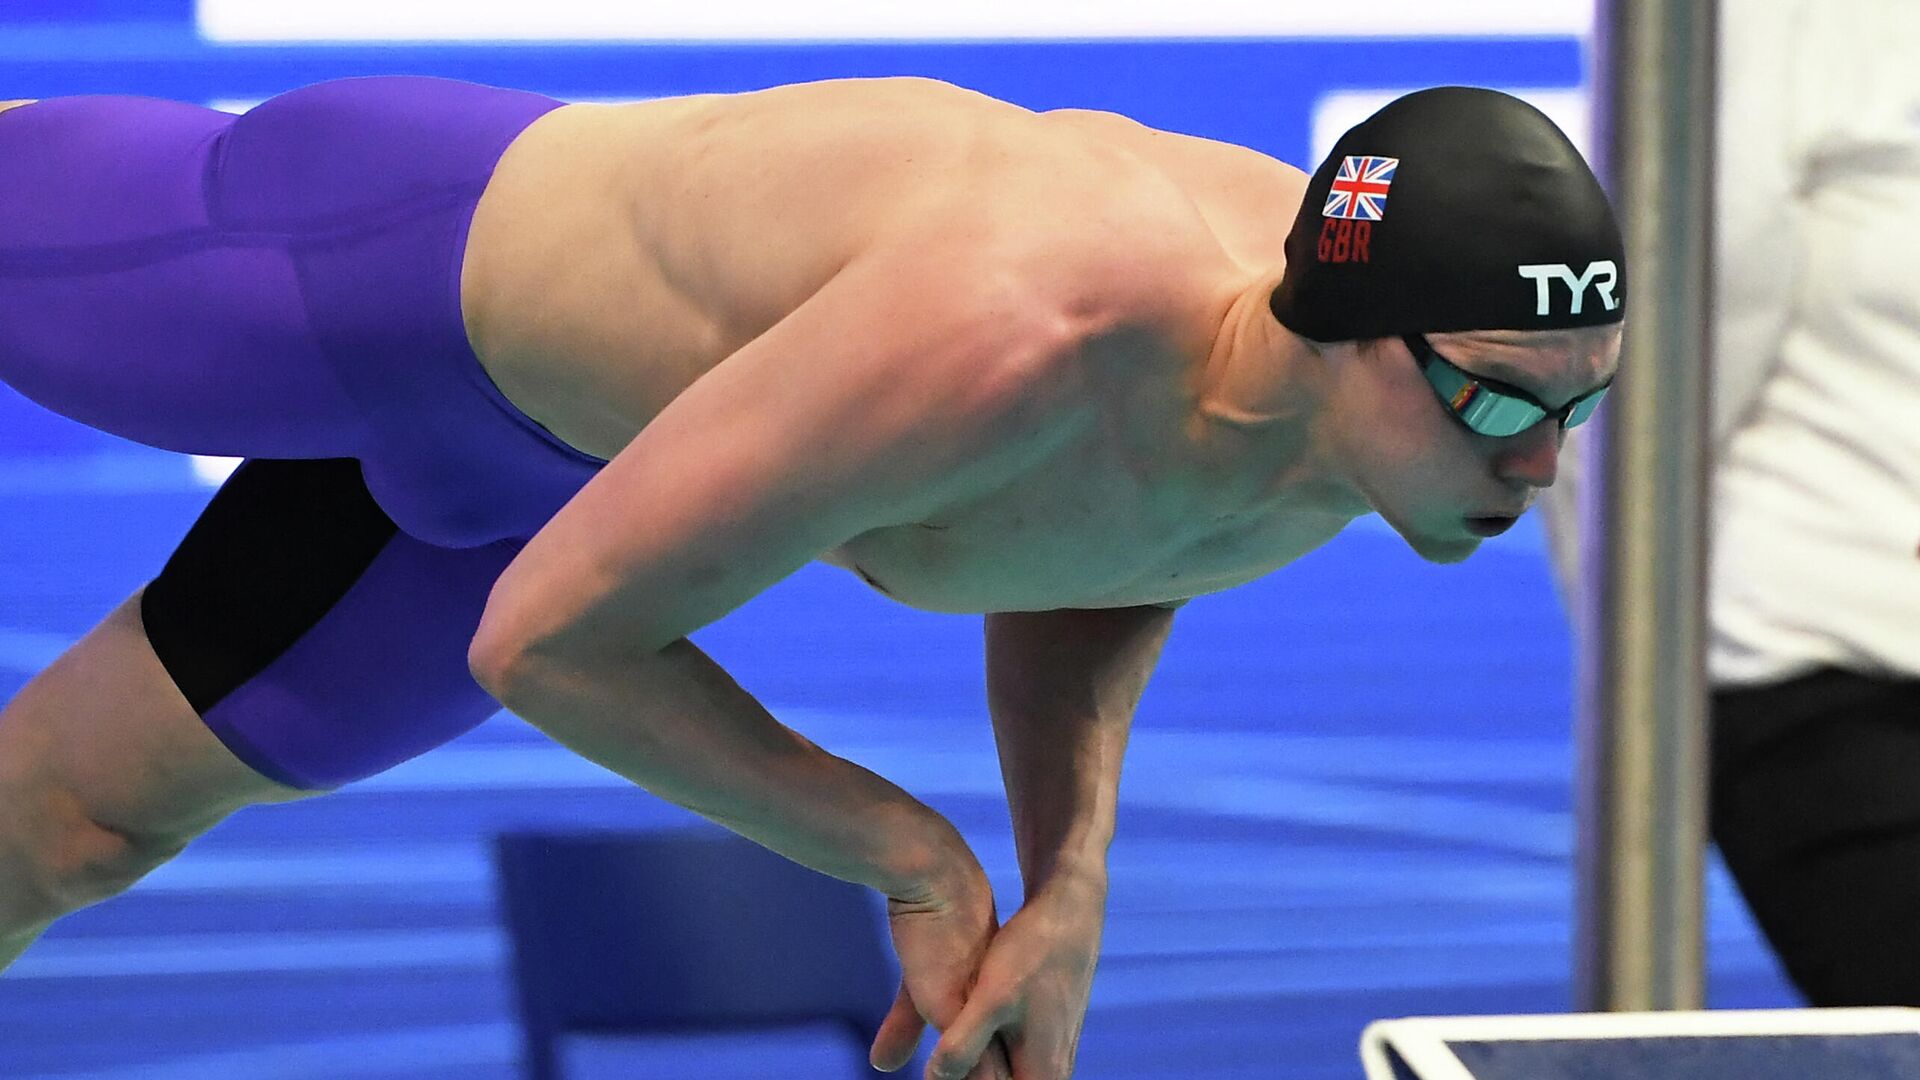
[1269,86,1625,342]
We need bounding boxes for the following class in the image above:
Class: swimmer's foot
[0,100,40,117]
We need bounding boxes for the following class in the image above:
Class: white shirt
[1543,0,1920,685]
[1708,0,1920,684]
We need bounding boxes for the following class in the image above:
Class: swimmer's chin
[1383,517,1482,564]
[1413,537,1481,565]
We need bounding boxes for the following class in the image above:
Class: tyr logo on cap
[1516,260,1620,316]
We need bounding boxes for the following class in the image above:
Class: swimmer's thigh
[138,457,523,792]
[0,589,306,888]
[0,585,299,953]
[2,449,520,952]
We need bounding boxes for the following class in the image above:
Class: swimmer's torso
[460,77,1340,611]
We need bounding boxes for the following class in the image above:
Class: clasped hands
[870,842,1108,1080]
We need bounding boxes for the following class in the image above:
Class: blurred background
[0,2,1799,1078]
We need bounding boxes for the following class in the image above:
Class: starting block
[1360,1007,1920,1079]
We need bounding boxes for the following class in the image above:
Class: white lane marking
[197,1,1595,44]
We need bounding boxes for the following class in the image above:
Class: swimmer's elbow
[470,568,542,697]
[471,580,692,704]
[468,595,631,704]
[468,625,535,704]
[468,624,676,709]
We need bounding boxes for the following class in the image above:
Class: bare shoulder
[1039,109,1309,198]
[732,232,1101,494]
[1037,108,1307,268]
[870,206,1220,411]
[1042,106,1305,178]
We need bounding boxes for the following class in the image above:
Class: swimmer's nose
[1491,420,1562,490]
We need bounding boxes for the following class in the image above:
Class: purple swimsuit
[0,77,606,787]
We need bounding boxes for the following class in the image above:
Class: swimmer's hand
[924,871,1106,1080]
[871,855,1013,1080]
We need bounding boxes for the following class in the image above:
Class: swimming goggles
[1403,333,1608,437]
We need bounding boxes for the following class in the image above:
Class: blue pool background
[0,4,1798,1077]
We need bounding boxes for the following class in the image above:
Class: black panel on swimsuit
[141,458,399,715]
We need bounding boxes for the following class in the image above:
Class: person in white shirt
[1544,0,1920,1004]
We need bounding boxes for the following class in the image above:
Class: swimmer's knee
[0,781,192,926]
[48,800,189,910]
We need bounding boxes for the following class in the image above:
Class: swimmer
[0,79,1622,1080]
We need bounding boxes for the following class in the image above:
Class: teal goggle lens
[1403,334,1607,438]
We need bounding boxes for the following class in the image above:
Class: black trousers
[1713,667,1920,1005]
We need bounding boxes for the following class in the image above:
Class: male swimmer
[0,79,1621,1080]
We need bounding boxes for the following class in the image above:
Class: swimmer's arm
[921,604,1174,1077]
[985,604,1174,894]
[471,247,1088,898]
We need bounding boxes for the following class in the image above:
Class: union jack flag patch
[1322,155,1398,221]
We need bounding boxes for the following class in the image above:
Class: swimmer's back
[460,77,1305,458]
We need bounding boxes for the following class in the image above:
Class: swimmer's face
[1328,325,1623,564]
